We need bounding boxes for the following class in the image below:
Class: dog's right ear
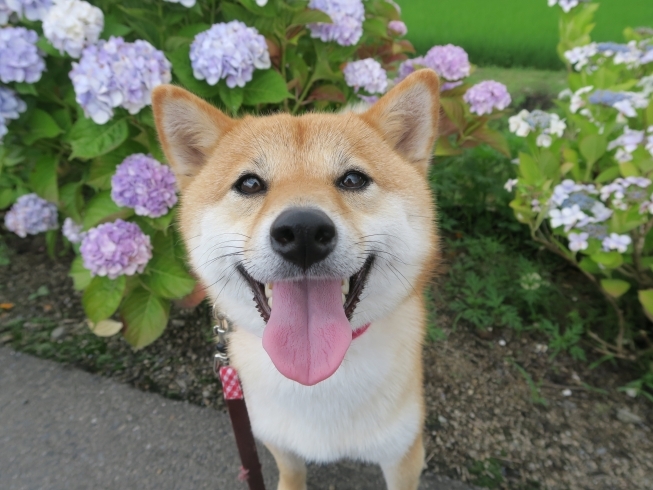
[152,85,234,190]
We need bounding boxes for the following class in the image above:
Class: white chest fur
[229,298,425,465]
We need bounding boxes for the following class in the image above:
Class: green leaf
[638,289,653,321]
[87,140,147,190]
[141,232,195,299]
[59,182,84,222]
[363,18,389,38]
[440,97,465,132]
[590,251,623,269]
[67,117,129,160]
[601,279,630,298]
[291,9,332,25]
[239,0,277,17]
[101,14,132,39]
[470,126,510,157]
[23,109,62,145]
[14,82,38,96]
[579,257,601,274]
[82,275,126,323]
[619,161,640,178]
[579,134,607,167]
[596,166,620,183]
[121,287,170,349]
[169,44,221,98]
[218,82,244,114]
[69,256,92,290]
[518,152,543,184]
[83,191,133,229]
[243,69,293,106]
[29,154,58,203]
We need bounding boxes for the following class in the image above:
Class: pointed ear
[152,85,234,190]
[361,69,440,174]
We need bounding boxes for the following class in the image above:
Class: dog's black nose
[270,208,337,269]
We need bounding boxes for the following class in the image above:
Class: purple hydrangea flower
[62,217,85,243]
[422,44,470,81]
[0,86,26,139]
[190,21,271,88]
[397,58,421,81]
[307,0,365,47]
[4,193,58,238]
[463,80,511,115]
[0,1,14,24]
[80,219,152,279]
[70,37,171,124]
[388,20,407,37]
[343,59,388,95]
[111,154,177,218]
[5,0,51,21]
[0,27,46,83]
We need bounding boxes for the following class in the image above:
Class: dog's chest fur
[230,296,425,464]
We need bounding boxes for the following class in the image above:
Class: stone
[616,408,643,424]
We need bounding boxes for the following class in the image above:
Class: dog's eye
[235,174,266,195]
[338,171,369,190]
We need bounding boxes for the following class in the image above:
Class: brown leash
[214,317,266,490]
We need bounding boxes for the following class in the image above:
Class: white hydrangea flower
[602,233,631,253]
[163,0,196,7]
[615,148,633,163]
[568,86,593,113]
[568,232,589,252]
[504,178,518,192]
[549,204,586,231]
[565,43,597,70]
[42,0,103,58]
[508,110,531,137]
[548,114,566,137]
[536,133,552,148]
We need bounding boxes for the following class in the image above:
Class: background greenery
[398,0,653,69]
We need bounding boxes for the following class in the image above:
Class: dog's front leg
[265,442,307,490]
[379,434,425,490]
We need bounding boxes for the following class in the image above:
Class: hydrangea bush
[0,0,511,349]
[507,1,653,380]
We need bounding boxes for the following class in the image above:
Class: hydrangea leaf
[141,233,195,299]
[240,0,277,18]
[59,182,84,223]
[579,134,607,168]
[101,14,132,40]
[83,190,133,229]
[590,251,623,269]
[82,275,126,324]
[89,319,123,337]
[579,257,601,275]
[218,82,244,114]
[595,166,620,183]
[618,161,639,178]
[470,126,510,157]
[29,154,58,203]
[87,141,148,191]
[518,152,543,185]
[67,117,129,160]
[69,256,92,291]
[638,290,653,322]
[121,287,170,349]
[601,279,630,298]
[291,9,332,26]
[24,109,62,145]
[243,69,293,106]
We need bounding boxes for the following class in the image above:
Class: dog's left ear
[361,69,440,174]
[152,85,235,190]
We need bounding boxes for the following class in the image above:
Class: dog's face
[153,70,440,386]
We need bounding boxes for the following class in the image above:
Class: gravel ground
[1,231,652,489]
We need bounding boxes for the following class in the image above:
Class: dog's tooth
[267,297,273,309]
[342,293,346,305]
[265,283,273,298]
[341,279,350,295]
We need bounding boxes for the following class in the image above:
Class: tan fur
[152,69,441,490]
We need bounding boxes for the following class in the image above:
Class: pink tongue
[262,279,352,386]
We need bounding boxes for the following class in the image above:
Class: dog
[152,68,441,490]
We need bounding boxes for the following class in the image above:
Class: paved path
[0,348,476,490]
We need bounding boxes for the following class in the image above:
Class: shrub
[506,0,653,389]
[1,0,510,348]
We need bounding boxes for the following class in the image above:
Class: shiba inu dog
[152,69,441,490]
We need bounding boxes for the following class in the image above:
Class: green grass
[397,0,653,69]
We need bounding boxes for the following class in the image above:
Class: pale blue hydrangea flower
[111,154,177,218]
[0,86,26,140]
[4,193,58,238]
[62,217,85,243]
[0,1,14,24]
[343,59,388,95]
[387,20,407,37]
[80,219,152,279]
[463,80,511,115]
[307,0,365,47]
[70,37,171,124]
[190,21,271,88]
[0,27,46,84]
[5,0,51,21]
[602,233,631,253]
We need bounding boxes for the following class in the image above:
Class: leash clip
[213,312,232,372]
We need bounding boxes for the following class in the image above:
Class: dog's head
[152,70,440,386]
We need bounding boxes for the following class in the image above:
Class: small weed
[509,359,548,406]
[531,312,586,361]
[468,458,505,489]
[28,285,50,301]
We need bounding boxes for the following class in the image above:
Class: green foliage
[509,359,548,407]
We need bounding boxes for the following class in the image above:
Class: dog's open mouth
[237,256,374,386]
[237,255,374,324]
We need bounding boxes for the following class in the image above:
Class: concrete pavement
[0,348,476,490]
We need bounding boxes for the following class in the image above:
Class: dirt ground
[1,231,651,490]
